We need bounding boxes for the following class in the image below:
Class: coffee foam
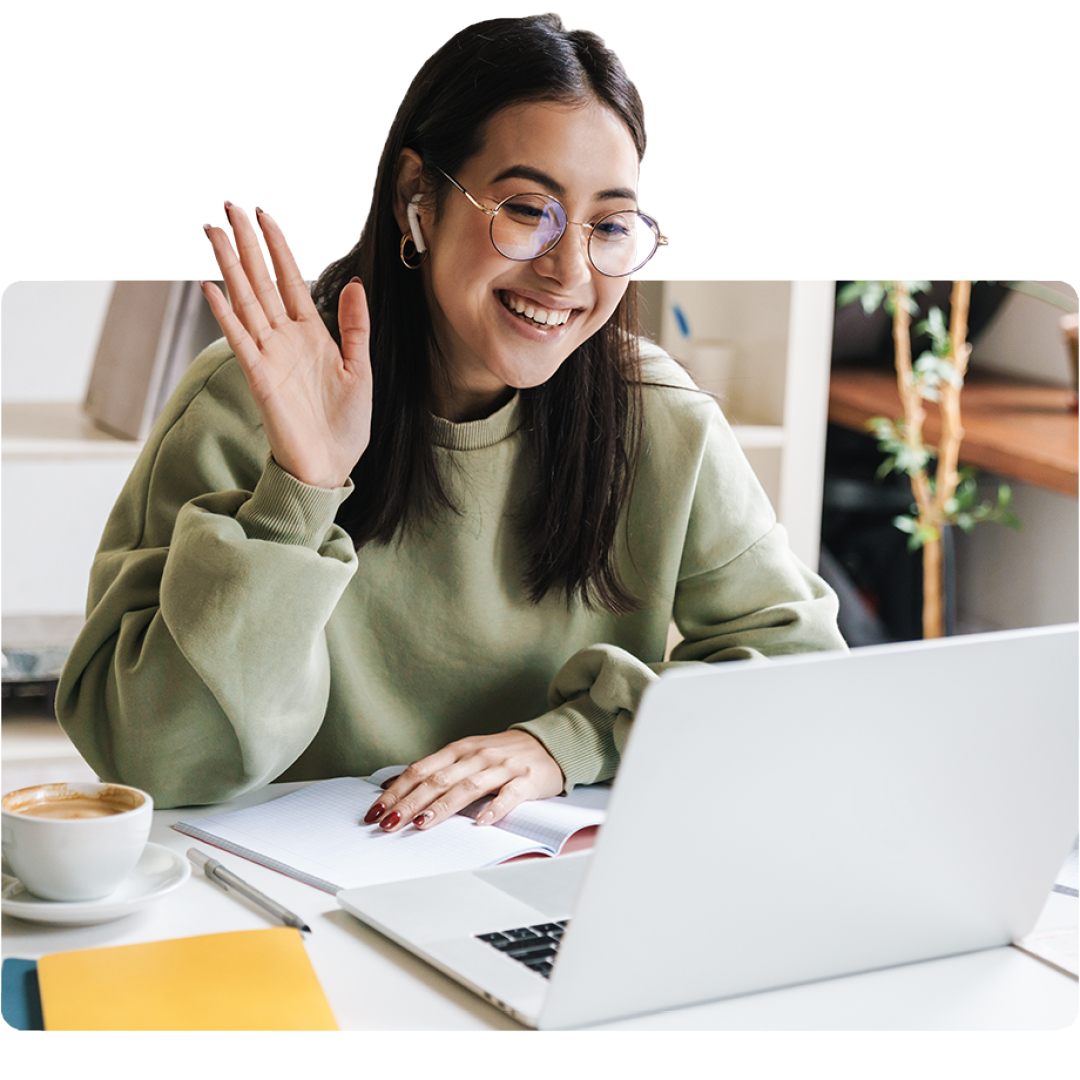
[15,798,126,819]
[2,783,144,819]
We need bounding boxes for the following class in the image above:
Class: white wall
[954,281,1078,632]
[1,281,113,401]
[2,282,130,618]
[2,456,137,617]
[971,282,1077,386]
[955,481,1078,632]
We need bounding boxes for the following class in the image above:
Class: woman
[57,14,845,830]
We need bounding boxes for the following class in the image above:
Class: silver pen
[187,848,311,933]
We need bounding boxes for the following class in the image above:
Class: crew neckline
[430,393,525,450]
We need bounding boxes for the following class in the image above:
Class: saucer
[1,843,190,926]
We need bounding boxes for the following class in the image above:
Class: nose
[532,223,594,288]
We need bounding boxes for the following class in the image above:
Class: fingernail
[476,810,494,826]
[224,200,234,221]
[379,811,401,831]
[413,812,431,828]
[363,802,385,825]
[350,276,362,285]
[202,224,212,237]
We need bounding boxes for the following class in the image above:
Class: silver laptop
[337,624,1079,1029]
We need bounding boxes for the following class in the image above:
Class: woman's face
[416,99,640,421]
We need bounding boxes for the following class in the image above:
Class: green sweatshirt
[56,338,845,808]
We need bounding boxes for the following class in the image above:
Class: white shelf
[641,280,835,568]
[2,402,144,461]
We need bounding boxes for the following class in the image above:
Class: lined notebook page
[175,777,608,893]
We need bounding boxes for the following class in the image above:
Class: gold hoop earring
[399,233,428,269]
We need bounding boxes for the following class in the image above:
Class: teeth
[503,293,570,327]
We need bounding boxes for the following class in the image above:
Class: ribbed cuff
[511,694,623,794]
[236,456,353,548]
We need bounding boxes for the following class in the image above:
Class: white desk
[2,782,1076,1034]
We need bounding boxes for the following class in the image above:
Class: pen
[187,848,311,933]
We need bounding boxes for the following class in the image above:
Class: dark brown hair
[311,14,647,613]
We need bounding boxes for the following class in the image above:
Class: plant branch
[933,280,971,519]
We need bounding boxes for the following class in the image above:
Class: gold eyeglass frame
[432,165,668,278]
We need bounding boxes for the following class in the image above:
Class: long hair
[310,14,646,614]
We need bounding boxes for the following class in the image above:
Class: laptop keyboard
[475,920,569,979]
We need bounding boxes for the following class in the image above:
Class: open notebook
[174,767,609,893]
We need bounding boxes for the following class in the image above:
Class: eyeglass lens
[490,194,660,276]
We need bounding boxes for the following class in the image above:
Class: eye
[501,196,557,226]
[592,213,636,242]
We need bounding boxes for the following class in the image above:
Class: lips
[499,290,574,328]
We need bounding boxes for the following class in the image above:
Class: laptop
[337,624,1079,1029]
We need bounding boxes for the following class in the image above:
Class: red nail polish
[363,802,385,825]
[412,813,428,827]
[380,776,394,789]
[224,200,233,221]
[380,811,401,831]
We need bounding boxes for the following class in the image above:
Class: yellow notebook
[36,928,338,1030]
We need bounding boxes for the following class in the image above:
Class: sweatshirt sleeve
[511,354,846,791]
[55,343,358,808]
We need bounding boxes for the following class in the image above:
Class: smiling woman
[409,99,640,419]
[55,14,846,831]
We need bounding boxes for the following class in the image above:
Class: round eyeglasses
[434,166,668,278]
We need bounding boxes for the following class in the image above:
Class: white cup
[1,781,153,902]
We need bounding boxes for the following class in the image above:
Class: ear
[392,148,427,236]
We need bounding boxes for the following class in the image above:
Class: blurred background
[4,16,1075,794]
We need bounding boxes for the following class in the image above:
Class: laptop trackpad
[474,852,591,914]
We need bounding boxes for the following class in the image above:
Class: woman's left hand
[365,731,564,831]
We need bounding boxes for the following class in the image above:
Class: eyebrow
[490,165,637,204]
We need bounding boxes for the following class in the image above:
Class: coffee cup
[1,781,153,902]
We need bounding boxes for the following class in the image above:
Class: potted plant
[837,281,1023,638]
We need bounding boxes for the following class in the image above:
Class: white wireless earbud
[407,194,426,254]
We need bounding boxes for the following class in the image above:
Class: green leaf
[837,281,869,308]
[875,456,897,480]
[862,281,886,314]
[896,292,921,315]
[928,306,949,349]
[913,352,964,402]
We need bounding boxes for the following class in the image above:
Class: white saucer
[1,843,191,926]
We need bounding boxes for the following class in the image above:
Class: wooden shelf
[829,368,1078,497]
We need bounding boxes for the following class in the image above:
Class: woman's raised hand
[201,204,371,490]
